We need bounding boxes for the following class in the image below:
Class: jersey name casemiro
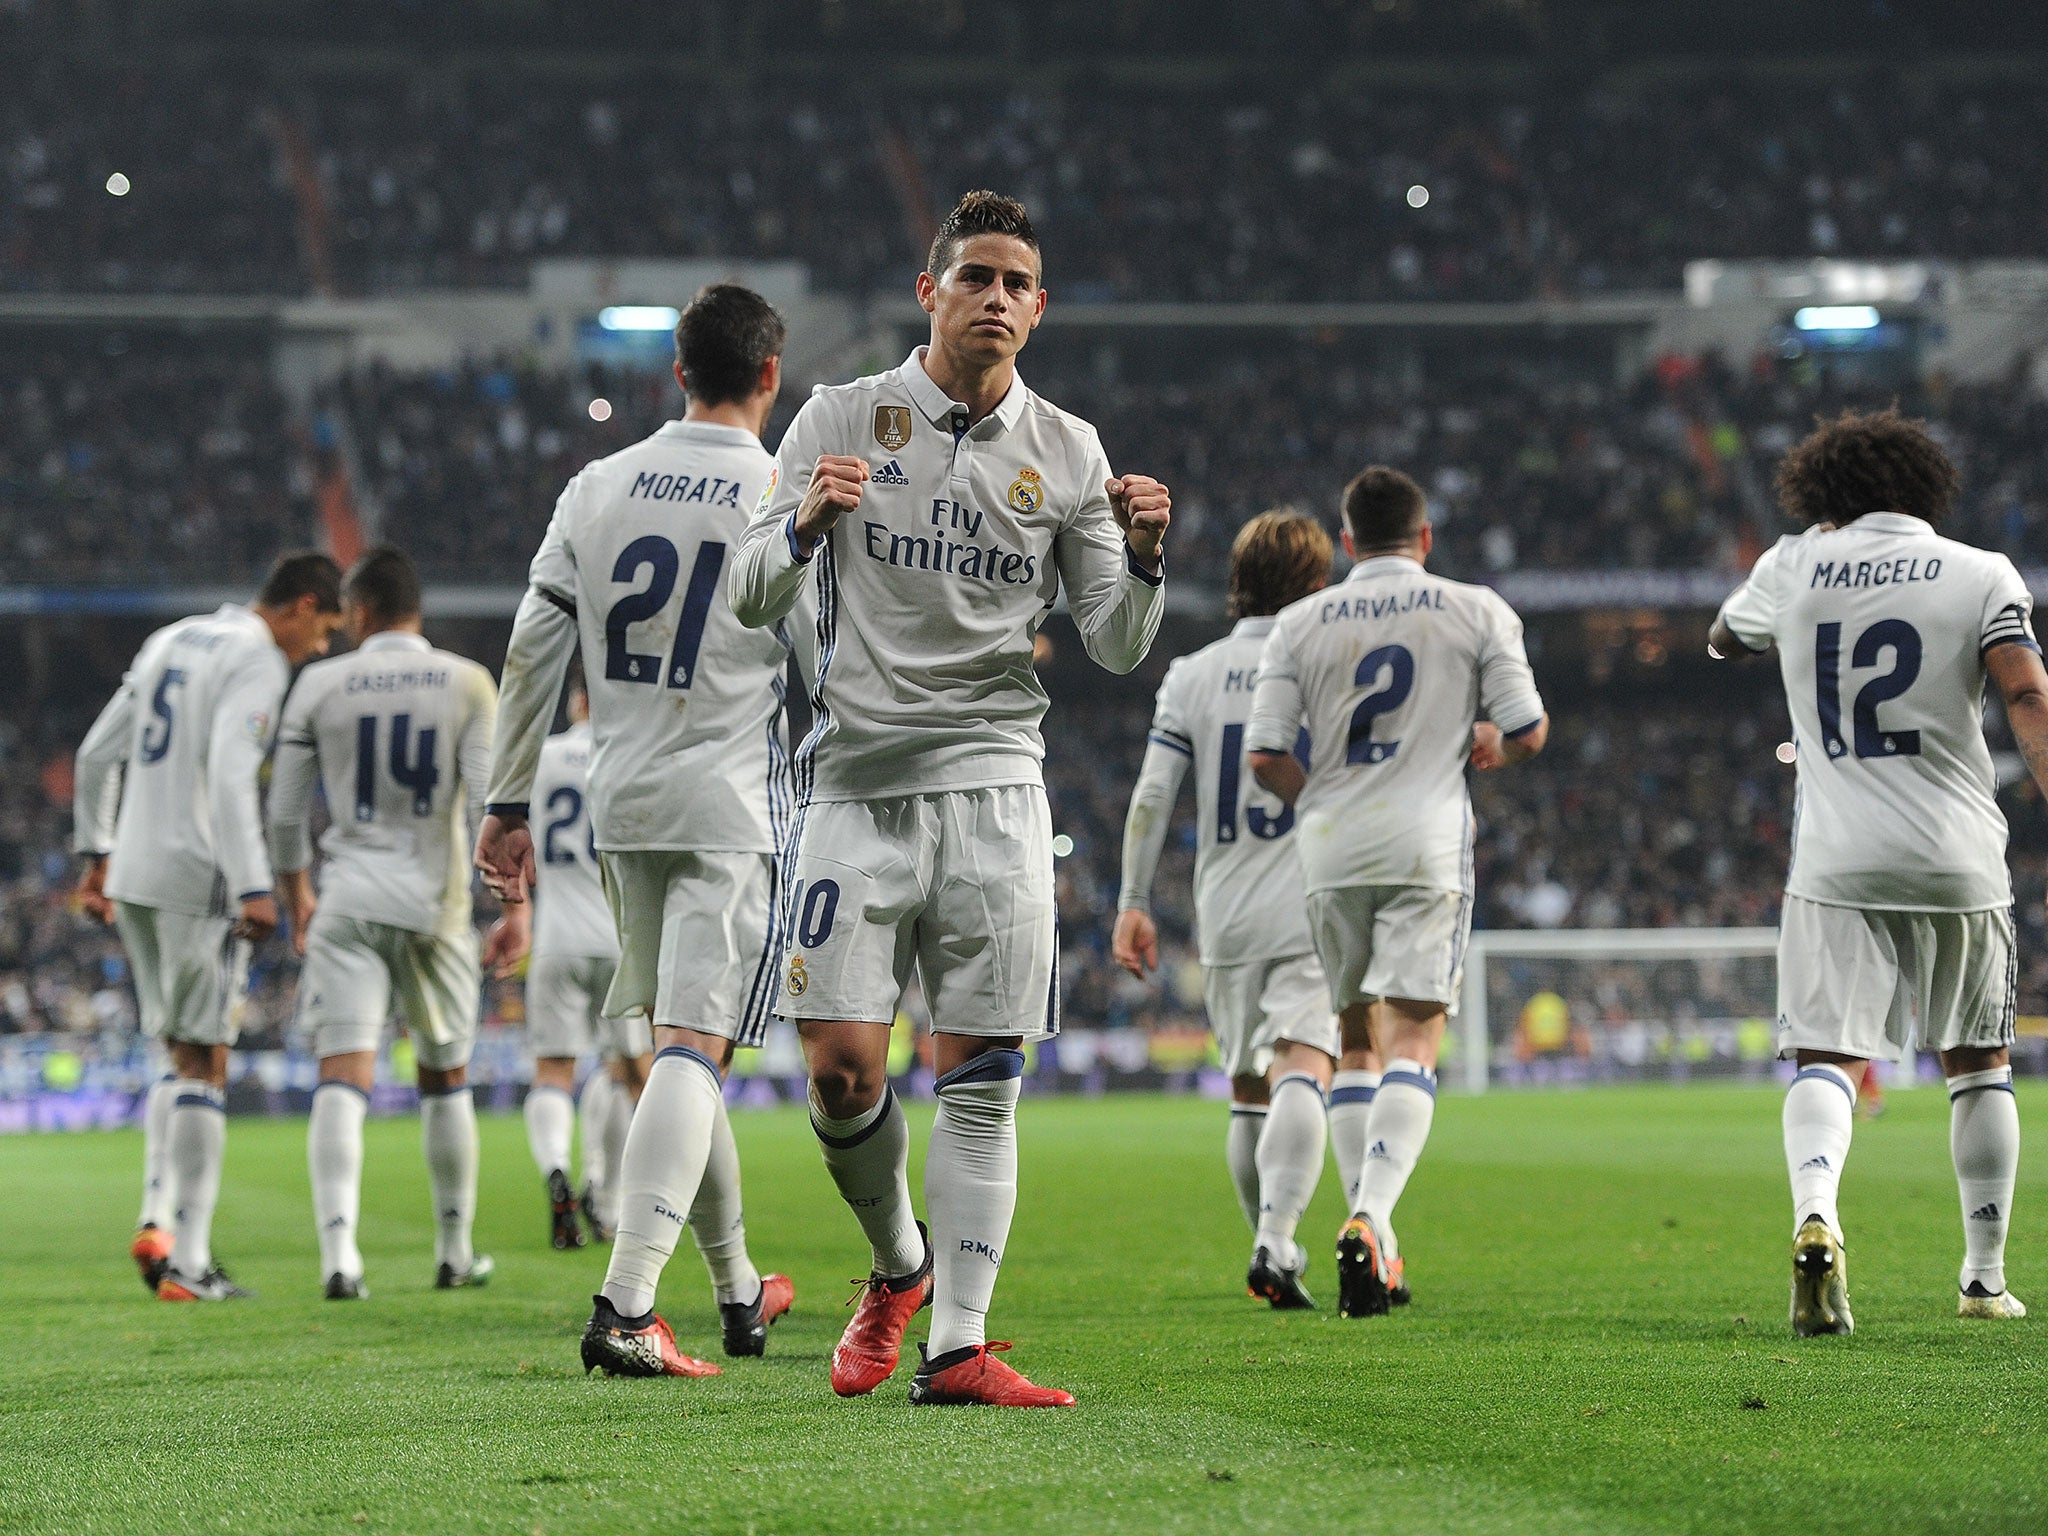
[1247,556,1544,895]
[268,631,497,937]
[731,348,1164,803]
[73,604,290,916]
[1716,512,2035,912]
[530,723,619,961]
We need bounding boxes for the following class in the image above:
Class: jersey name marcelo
[1808,555,1942,590]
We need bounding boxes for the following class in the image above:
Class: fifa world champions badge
[1008,466,1044,514]
[874,406,913,452]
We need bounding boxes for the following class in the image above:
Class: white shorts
[1307,883,1472,1015]
[599,849,778,1048]
[114,901,249,1047]
[777,786,1058,1040]
[526,953,648,1060]
[1776,895,2016,1061]
[1203,952,1340,1078]
[298,912,482,1072]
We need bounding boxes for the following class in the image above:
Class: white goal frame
[1456,927,1780,1093]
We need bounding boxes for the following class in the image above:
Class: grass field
[2,1086,2044,1536]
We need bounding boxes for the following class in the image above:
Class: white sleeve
[1245,623,1307,757]
[459,665,499,851]
[72,676,138,856]
[1477,594,1546,738]
[1052,428,1164,676]
[207,648,289,899]
[1116,666,1194,914]
[731,392,830,631]
[487,585,579,814]
[1716,539,1788,653]
[266,677,322,875]
[1980,556,2038,657]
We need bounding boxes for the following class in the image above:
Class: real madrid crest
[1008,465,1044,515]
[874,405,913,452]
[786,953,810,997]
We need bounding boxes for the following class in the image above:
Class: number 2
[605,537,727,689]
[1347,644,1415,764]
[1814,619,1922,760]
[543,785,592,865]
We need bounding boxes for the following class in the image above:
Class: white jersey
[72,604,288,916]
[530,723,618,961]
[268,631,497,937]
[487,419,804,855]
[731,347,1165,803]
[1117,618,1315,966]
[1247,555,1544,895]
[1716,512,2032,912]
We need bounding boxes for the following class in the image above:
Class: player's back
[1153,620,1314,966]
[1254,555,1543,894]
[536,422,792,853]
[287,633,496,935]
[530,723,617,961]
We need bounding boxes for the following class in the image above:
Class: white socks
[1784,1063,1856,1240]
[138,1074,178,1229]
[601,1047,722,1319]
[1255,1074,1326,1264]
[1328,1070,1380,1212]
[523,1083,575,1180]
[1352,1059,1436,1259]
[689,1093,761,1305]
[1950,1066,2019,1294]
[578,1072,616,1203]
[599,1075,632,1229]
[1226,1105,1266,1231]
[926,1050,1024,1357]
[309,1081,368,1282]
[167,1081,226,1276]
[421,1087,479,1275]
[811,1083,925,1279]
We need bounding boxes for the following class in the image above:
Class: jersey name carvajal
[1716,512,2034,911]
[731,348,1164,802]
[75,604,289,916]
[1148,620,1315,965]
[1247,556,1544,894]
[525,420,797,853]
[530,724,618,960]
[269,632,497,936]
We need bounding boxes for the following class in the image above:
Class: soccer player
[731,190,1170,1407]
[1111,509,1351,1309]
[1247,466,1546,1318]
[72,553,345,1300]
[476,284,801,1377]
[1710,407,2044,1332]
[269,546,508,1298]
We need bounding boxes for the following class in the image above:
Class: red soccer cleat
[831,1228,933,1397]
[581,1298,722,1378]
[908,1342,1076,1408]
[131,1225,173,1295]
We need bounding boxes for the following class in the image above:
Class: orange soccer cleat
[1336,1214,1395,1318]
[719,1272,796,1357]
[131,1225,174,1295]
[908,1342,1076,1408]
[831,1225,933,1397]
[580,1296,722,1378]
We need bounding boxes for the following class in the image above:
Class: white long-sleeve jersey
[730,347,1165,803]
[486,420,807,854]
[268,631,497,938]
[1247,556,1544,895]
[530,723,618,961]
[72,604,289,916]
[1117,618,1316,967]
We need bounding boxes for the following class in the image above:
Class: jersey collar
[1345,554,1426,580]
[656,419,760,448]
[1842,511,1933,535]
[1230,616,1276,638]
[902,347,1028,436]
[359,631,431,654]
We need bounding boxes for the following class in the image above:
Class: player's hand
[234,893,280,945]
[793,455,870,555]
[1112,907,1159,979]
[277,869,317,955]
[1108,474,1171,570]
[1469,721,1507,771]
[475,812,537,905]
[74,856,114,925]
[482,902,531,979]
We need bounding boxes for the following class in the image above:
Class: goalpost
[1455,927,1782,1093]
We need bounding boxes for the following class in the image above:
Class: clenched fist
[1108,474,1171,570]
[793,455,871,556]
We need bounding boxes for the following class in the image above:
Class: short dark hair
[255,550,343,612]
[1228,509,1333,618]
[1341,466,1429,551]
[927,190,1040,283]
[1774,406,1959,529]
[673,284,785,405]
[342,545,422,627]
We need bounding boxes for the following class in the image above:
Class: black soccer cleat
[580,1294,721,1378]
[1247,1245,1317,1310]
[580,1183,614,1243]
[718,1273,795,1357]
[435,1254,495,1290]
[324,1271,369,1301]
[1336,1216,1394,1318]
[548,1169,586,1251]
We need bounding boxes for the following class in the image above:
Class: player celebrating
[1248,466,1546,1318]
[477,284,800,1377]
[269,546,509,1298]
[1710,407,2044,1332]
[73,553,345,1300]
[1111,510,1351,1308]
[731,190,1170,1407]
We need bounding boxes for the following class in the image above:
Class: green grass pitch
[2,1086,2043,1535]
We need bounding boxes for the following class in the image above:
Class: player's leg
[301,914,391,1298]
[1205,961,1269,1232]
[1304,891,1383,1229]
[523,955,596,1250]
[397,926,489,1289]
[113,902,176,1288]
[155,911,252,1301]
[1247,955,1339,1308]
[591,1035,650,1238]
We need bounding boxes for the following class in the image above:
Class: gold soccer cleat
[1790,1216,1853,1336]
[1958,1284,2027,1320]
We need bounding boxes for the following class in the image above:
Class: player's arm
[71,674,137,924]
[208,652,289,942]
[1112,677,1194,977]
[1708,541,1785,662]
[731,394,860,630]
[1472,594,1549,772]
[1052,435,1168,675]
[265,681,323,955]
[1469,715,1550,770]
[1246,625,1309,807]
[1985,580,2048,797]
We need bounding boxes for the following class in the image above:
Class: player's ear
[916,270,939,314]
[673,360,688,396]
[1340,528,1357,561]
[1029,287,1046,328]
[1419,524,1435,558]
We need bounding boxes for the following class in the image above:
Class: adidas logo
[1969,1202,2002,1221]
[1800,1155,1832,1171]
[873,459,909,486]
[1366,1140,1390,1159]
